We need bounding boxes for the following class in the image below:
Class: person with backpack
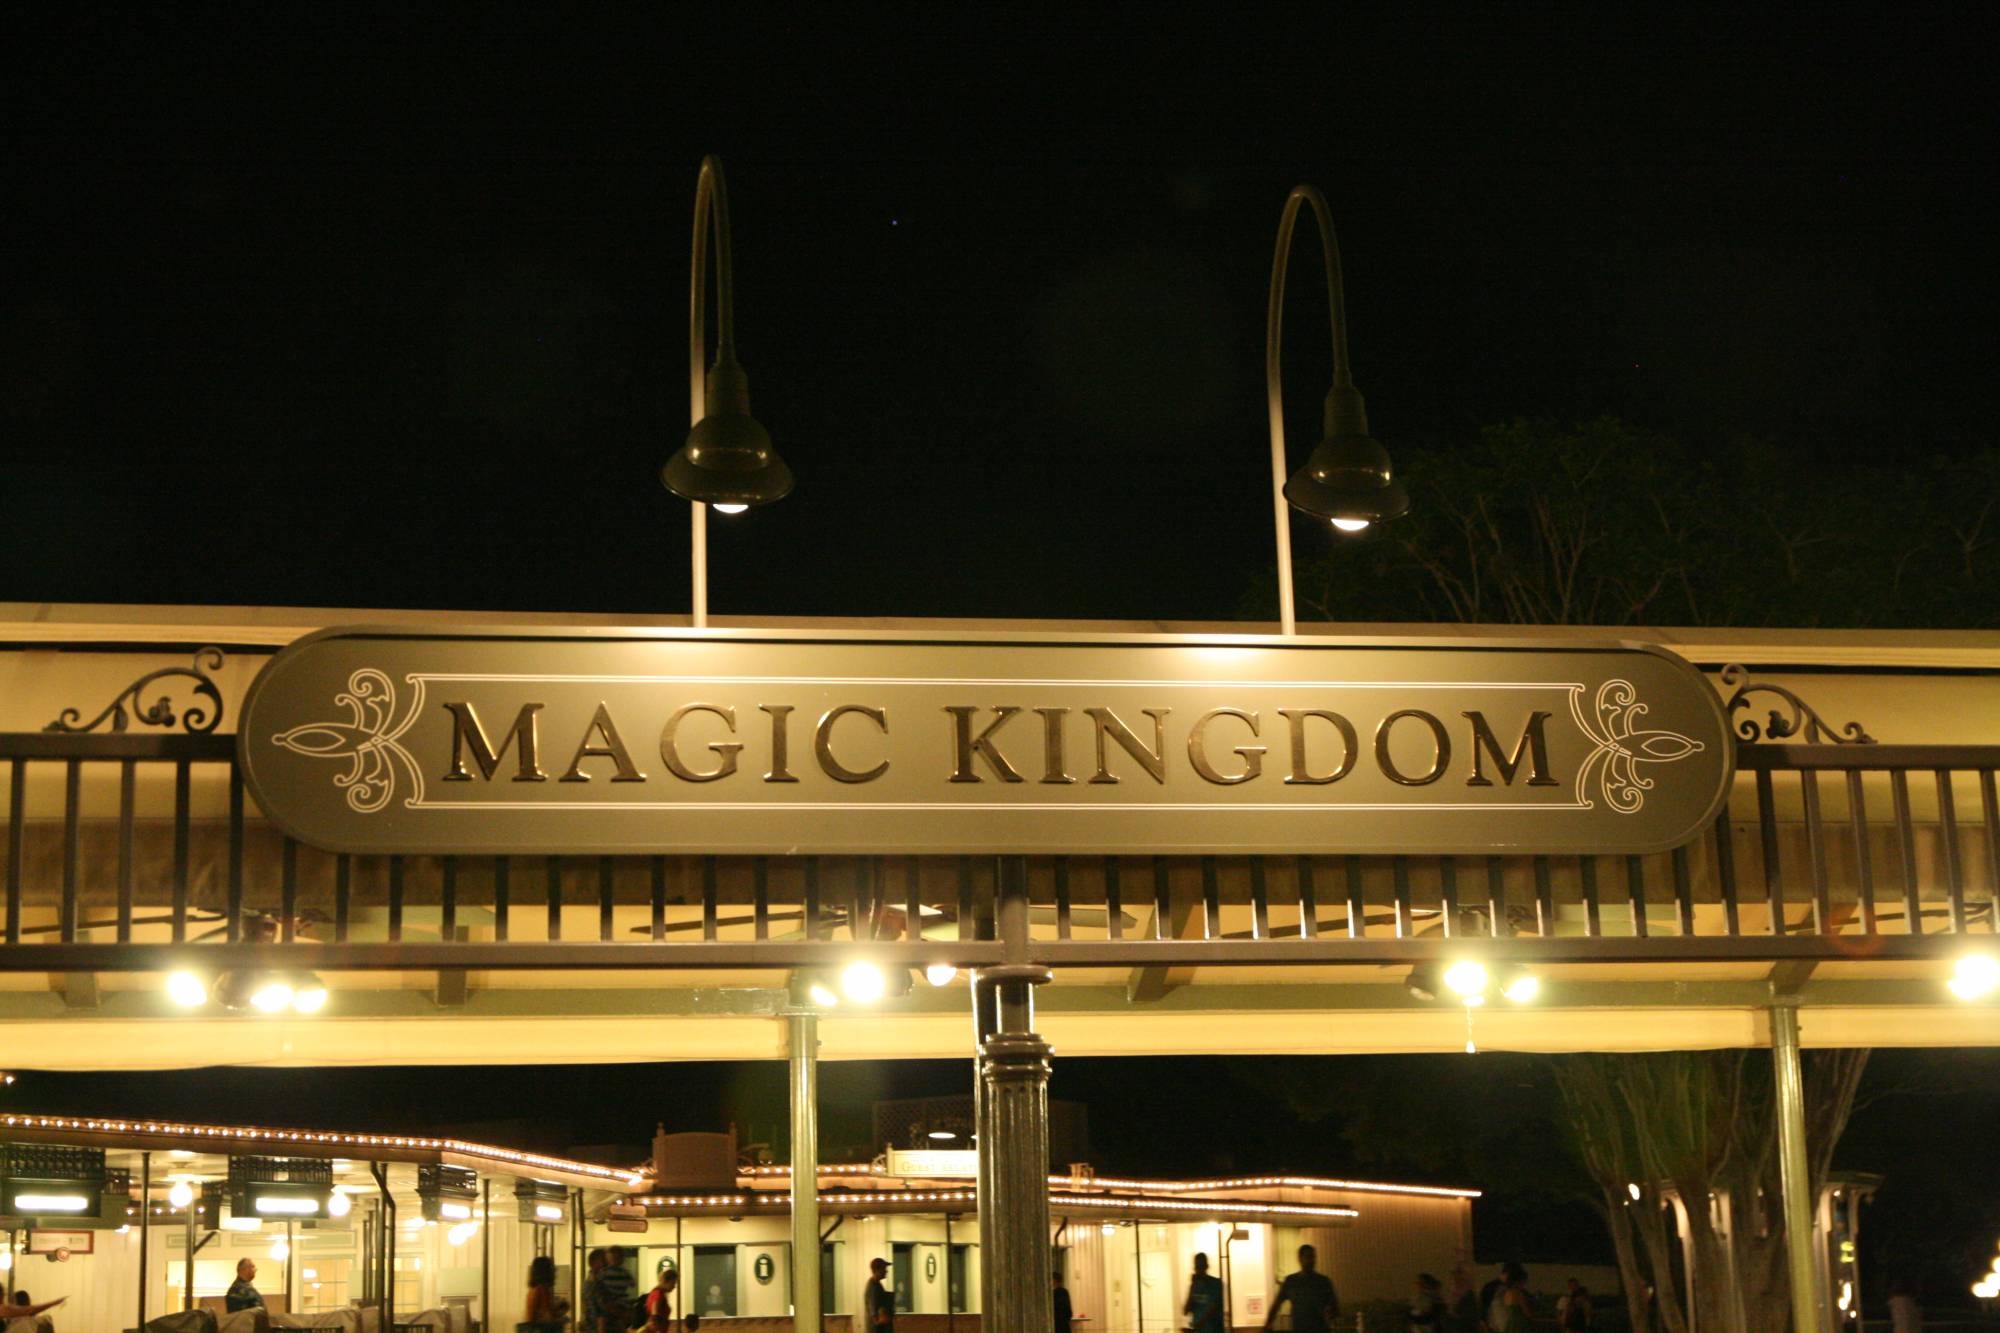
[639,1268,678,1331]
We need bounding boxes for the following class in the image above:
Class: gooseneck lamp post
[662,155,793,626]
[1266,184,1408,634]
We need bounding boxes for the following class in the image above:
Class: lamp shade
[662,360,793,508]
[1283,384,1409,527]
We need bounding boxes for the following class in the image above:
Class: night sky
[8,5,1998,1305]
[6,9,1987,620]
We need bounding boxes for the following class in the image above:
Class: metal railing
[1,731,1995,972]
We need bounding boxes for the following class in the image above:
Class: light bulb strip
[621,1187,1355,1222]
[731,1163,1477,1199]
[0,1114,644,1187]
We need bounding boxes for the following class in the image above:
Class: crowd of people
[523,1246,688,1333]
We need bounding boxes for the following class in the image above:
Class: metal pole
[137,1150,151,1328]
[1132,1224,1145,1333]
[183,1194,195,1310]
[944,1212,955,1333]
[372,1161,394,1333]
[1772,999,1823,1333]
[790,1006,822,1333]
[974,858,1055,1333]
[286,1219,295,1307]
[481,1177,491,1333]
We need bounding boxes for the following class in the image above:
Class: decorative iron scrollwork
[1719,663,1875,744]
[43,647,228,734]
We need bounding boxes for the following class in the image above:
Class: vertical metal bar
[1580,857,1602,937]
[1757,768,1785,936]
[1625,855,1648,938]
[650,857,667,941]
[281,837,298,942]
[1054,858,1073,940]
[1345,857,1365,939]
[705,855,722,940]
[1486,857,1506,940]
[800,856,816,940]
[61,758,80,943]
[905,857,922,943]
[1296,855,1319,939]
[335,855,351,942]
[480,1177,491,1332]
[851,857,868,941]
[599,855,616,941]
[1672,845,1695,936]
[1151,857,1171,940]
[172,759,190,943]
[957,855,974,940]
[1937,770,1967,932]
[1200,856,1221,940]
[1438,857,1459,939]
[546,855,562,940]
[1105,858,1123,940]
[1982,769,2000,934]
[1772,1000,1826,1333]
[1892,768,1921,934]
[1249,857,1270,941]
[1391,857,1413,938]
[7,759,27,945]
[117,759,136,942]
[754,857,771,940]
[1801,771,1831,934]
[493,856,510,941]
[388,858,404,942]
[227,759,245,941]
[789,1008,821,1333]
[1533,857,1555,937]
[1848,770,1878,936]
[137,1149,150,1327]
[441,855,458,942]
[1714,812,1742,935]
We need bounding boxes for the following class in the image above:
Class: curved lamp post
[1265,184,1407,634]
[661,155,793,626]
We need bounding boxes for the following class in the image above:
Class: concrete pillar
[790,1006,822,1333]
[1771,999,1824,1333]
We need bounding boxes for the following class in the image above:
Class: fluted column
[975,962,1053,1333]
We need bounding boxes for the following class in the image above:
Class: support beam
[1771,998,1823,1333]
[1126,865,1199,1003]
[975,947,1053,1333]
[789,1006,821,1333]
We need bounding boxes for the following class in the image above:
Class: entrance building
[2,603,1997,1332]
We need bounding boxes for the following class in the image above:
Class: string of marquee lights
[733,1163,1475,1200]
[0,1114,645,1187]
[628,1187,1359,1222]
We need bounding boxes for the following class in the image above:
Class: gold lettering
[945,706,1024,783]
[442,701,547,782]
[659,703,742,783]
[817,705,890,783]
[1463,710,1559,787]
[760,704,799,783]
[1084,707,1170,784]
[1034,707,1074,784]
[1188,708,1265,785]
[1275,709,1358,785]
[1375,709,1450,786]
[558,702,645,782]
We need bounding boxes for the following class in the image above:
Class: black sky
[6,7,1989,621]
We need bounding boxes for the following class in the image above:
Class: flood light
[270,1238,289,1262]
[712,504,748,515]
[839,960,888,1004]
[1500,970,1541,1004]
[249,979,294,1013]
[924,963,959,987]
[535,1203,563,1222]
[168,1180,194,1209]
[167,970,209,1008]
[327,1192,352,1218]
[807,981,839,1008]
[1331,518,1370,533]
[291,983,328,1014]
[1441,960,1489,998]
[1948,952,1999,1000]
[11,1193,89,1212]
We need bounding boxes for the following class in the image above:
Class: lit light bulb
[1628,1183,1643,1201]
[1501,972,1541,1004]
[807,981,839,1008]
[250,979,295,1013]
[166,970,209,1008]
[291,984,328,1014]
[169,1180,194,1209]
[1101,1223,1117,1237]
[924,963,958,987]
[712,503,748,515]
[270,1239,290,1262]
[1441,960,1488,998]
[1948,952,1999,1000]
[1331,517,1370,533]
[327,1191,352,1218]
[448,1222,478,1247]
[839,960,887,1004]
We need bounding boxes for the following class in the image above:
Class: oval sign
[755,1252,775,1284]
[238,627,1732,856]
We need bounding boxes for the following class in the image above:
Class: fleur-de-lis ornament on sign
[271,669,427,813]
[1569,679,1704,813]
